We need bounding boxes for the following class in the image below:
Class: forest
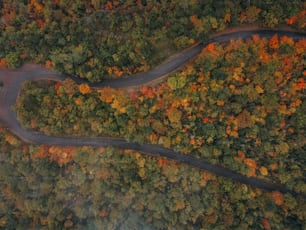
[17,34,306,192]
[1,0,306,229]
[0,0,305,81]
[1,126,305,229]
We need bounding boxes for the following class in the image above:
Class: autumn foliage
[1,0,306,229]
[285,9,306,28]
[79,83,92,95]
[271,191,284,206]
[16,35,306,201]
[0,0,304,80]
[0,58,7,68]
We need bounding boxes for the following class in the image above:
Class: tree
[5,52,21,68]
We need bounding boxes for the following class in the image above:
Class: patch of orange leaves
[74,97,82,105]
[190,15,204,28]
[262,218,271,230]
[202,117,213,123]
[290,99,302,108]
[189,139,196,145]
[259,166,268,176]
[269,34,279,49]
[150,133,159,143]
[105,66,124,77]
[206,43,219,55]
[243,158,257,177]
[285,10,306,26]
[79,83,92,95]
[45,60,52,69]
[279,119,286,129]
[54,82,62,95]
[104,1,113,11]
[48,146,73,167]
[259,49,271,64]
[200,43,219,56]
[99,87,120,103]
[271,191,284,206]
[296,78,305,90]
[294,39,306,55]
[252,34,261,44]
[281,57,293,73]
[157,157,171,167]
[5,134,18,145]
[269,163,278,171]
[33,145,48,159]
[33,145,73,166]
[217,100,225,106]
[99,209,108,217]
[285,16,297,25]
[201,171,215,181]
[37,19,44,27]
[0,58,7,68]
[140,85,155,99]
[28,0,43,12]
[280,36,294,46]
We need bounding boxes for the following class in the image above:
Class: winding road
[0,28,305,198]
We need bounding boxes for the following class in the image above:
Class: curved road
[0,28,305,198]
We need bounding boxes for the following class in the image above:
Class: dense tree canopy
[0,125,305,229]
[0,0,305,81]
[1,0,306,229]
[16,35,306,206]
